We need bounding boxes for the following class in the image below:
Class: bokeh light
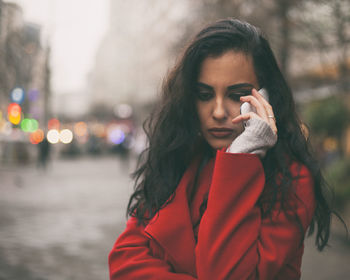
[48,118,60,130]
[47,129,60,144]
[0,122,12,135]
[21,118,39,132]
[114,104,133,119]
[8,103,21,116]
[107,125,125,145]
[90,122,106,138]
[30,129,44,144]
[11,87,25,104]
[323,137,338,152]
[7,103,22,125]
[28,89,39,102]
[60,129,73,144]
[8,114,21,125]
[74,121,88,137]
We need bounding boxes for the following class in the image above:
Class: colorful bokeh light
[7,103,22,125]
[21,118,39,132]
[108,128,125,145]
[48,118,60,130]
[8,103,21,116]
[30,129,44,144]
[1,122,12,135]
[47,129,60,144]
[9,115,21,125]
[90,122,106,138]
[74,122,88,137]
[60,129,73,144]
[28,89,39,101]
[11,87,25,104]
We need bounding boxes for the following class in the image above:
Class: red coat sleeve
[195,151,315,280]
[109,217,196,280]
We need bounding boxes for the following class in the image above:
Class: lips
[208,128,234,138]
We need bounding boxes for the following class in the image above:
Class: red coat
[109,150,315,279]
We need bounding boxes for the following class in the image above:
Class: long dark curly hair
[127,18,342,251]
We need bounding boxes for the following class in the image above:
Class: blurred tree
[304,95,349,165]
[181,0,305,81]
[180,0,349,88]
[326,158,350,208]
[274,0,299,78]
[304,95,349,139]
[294,0,350,93]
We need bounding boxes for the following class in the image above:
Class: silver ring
[268,115,276,120]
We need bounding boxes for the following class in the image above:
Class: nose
[212,98,227,121]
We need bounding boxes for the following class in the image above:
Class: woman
[109,18,333,279]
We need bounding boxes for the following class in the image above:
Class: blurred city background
[0,0,349,279]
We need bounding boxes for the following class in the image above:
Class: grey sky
[10,0,109,94]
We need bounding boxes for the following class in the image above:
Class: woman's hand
[226,88,277,157]
[232,88,277,135]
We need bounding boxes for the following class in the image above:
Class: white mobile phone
[240,88,269,115]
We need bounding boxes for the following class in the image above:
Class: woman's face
[196,51,259,150]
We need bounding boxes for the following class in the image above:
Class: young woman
[109,18,333,279]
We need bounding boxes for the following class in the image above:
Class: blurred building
[0,1,51,125]
[88,0,191,121]
[0,0,51,164]
[0,1,23,111]
[51,91,90,119]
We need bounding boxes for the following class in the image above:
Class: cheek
[228,102,242,118]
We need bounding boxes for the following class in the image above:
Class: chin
[207,138,234,151]
[202,131,240,151]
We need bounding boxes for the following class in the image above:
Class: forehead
[198,51,258,87]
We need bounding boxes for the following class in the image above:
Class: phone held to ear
[240,88,269,115]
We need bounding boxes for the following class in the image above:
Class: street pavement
[0,155,349,280]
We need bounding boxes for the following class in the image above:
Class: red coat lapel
[144,157,201,276]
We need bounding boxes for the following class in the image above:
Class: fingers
[235,88,277,134]
[252,89,277,134]
[232,112,258,124]
[240,91,268,122]
[253,88,270,108]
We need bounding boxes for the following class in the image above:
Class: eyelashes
[197,91,251,101]
[228,92,250,101]
[197,92,213,101]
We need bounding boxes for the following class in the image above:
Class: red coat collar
[144,156,215,276]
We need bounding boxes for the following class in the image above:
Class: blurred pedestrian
[109,18,343,279]
[37,137,50,170]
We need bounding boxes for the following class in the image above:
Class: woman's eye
[197,92,213,101]
[228,92,249,102]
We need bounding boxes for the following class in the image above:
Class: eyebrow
[197,82,254,91]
